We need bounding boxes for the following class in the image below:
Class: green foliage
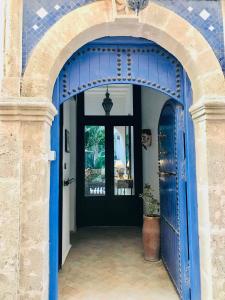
[139,184,160,217]
[95,153,105,168]
[85,126,105,169]
[85,126,105,150]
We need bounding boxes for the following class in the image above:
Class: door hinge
[48,151,56,161]
[185,261,190,288]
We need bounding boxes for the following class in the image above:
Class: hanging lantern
[102,87,113,116]
[127,0,149,15]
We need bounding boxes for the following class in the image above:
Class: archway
[22,1,224,103]
[21,1,225,300]
[50,36,199,300]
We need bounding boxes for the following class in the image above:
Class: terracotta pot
[142,215,160,261]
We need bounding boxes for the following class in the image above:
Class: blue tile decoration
[23,0,225,72]
[22,0,94,69]
[153,0,225,72]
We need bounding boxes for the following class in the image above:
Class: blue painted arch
[50,37,201,300]
[58,37,183,104]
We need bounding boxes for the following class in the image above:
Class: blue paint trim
[91,37,154,45]
[49,78,60,300]
[176,103,190,300]
[183,72,201,300]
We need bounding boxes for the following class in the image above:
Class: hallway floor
[58,227,179,300]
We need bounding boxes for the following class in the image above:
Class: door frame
[58,104,64,269]
[76,85,143,227]
[50,38,201,300]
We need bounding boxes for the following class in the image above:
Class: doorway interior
[76,85,142,227]
[50,37,201,300]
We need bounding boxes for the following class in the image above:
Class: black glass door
[76,86,143,227]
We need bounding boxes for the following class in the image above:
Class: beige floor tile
[58,227,179,300]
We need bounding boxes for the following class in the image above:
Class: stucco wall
[141,87,168,201]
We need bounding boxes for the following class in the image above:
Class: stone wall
[0,99,56,299]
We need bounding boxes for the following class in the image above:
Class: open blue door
[158,101,190,300]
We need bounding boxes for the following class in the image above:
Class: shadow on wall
[141,87,169,201]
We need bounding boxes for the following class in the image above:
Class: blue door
[159,101,190,300]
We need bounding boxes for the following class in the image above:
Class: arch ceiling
[58,39,183,104]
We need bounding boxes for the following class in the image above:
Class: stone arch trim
[22,0,225,104]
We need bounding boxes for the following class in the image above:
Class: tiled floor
[58,227,179,300]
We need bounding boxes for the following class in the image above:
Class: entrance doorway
[76,85,142,227]
[50,37,201,300]
[58,85,181,300]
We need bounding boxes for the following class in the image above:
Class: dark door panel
[76,86,143,227]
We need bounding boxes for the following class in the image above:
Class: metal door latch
[63,178,75,186]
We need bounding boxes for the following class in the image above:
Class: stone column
[0,97,56,299]
[190,99,225,300]
[0,0,23,97]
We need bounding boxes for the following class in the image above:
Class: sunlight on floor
[59,227,179,300]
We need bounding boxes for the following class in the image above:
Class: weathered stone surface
[0,99,55,299]
[191,101,225,300]
[0,0,23,97]
[0,122,21,299]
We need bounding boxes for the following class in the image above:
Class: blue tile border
[153,0,225,72]
[22,0,225,72]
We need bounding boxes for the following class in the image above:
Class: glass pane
[85,126,105,196]
[114,126,135,195]
[84,84,133,116]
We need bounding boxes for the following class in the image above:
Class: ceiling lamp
[102,86,113,116]
[127,0,149,15]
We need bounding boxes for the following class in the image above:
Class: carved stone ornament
[114,0,133,15]
[127,0,149,14]
[113,0,149,16]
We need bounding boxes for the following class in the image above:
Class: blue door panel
[160,177,178,228]
[100,52,110,79]
[161,217,180,290]
[58,44,183,103]
[158,60,170,90]
[89,52,101,81]
[79,54,90,87]
[109,53,118,79]
[159,101,190,299]
[147,53,158,83]
[138,52,149,80]
[70,59,80,89]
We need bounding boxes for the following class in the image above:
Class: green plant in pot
[139,184,160,261]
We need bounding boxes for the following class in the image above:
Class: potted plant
[139,184,160,261]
